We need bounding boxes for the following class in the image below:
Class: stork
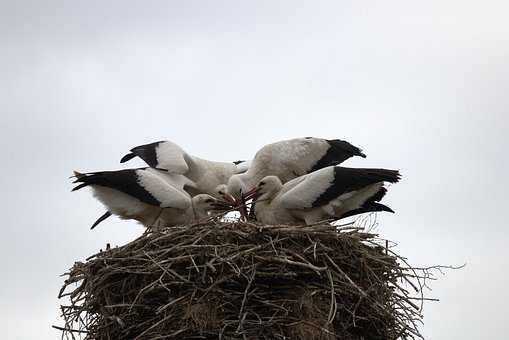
[72,168,230,229]
[244,166,400,225]
[120,140,251,197]
[226,137,366,199]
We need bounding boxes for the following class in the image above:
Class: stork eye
[259,182,265,186]
[205,199,213,203]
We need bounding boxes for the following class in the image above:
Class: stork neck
[253,198,275,223]
[258,188,278,202]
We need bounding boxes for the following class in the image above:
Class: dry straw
[57,220,442,339]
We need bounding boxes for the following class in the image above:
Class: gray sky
[1,1,508,338]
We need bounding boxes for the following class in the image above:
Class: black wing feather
[120,141,165,167]
[340,202,394,219]
[369,186,388,203]
[71,169,161,206]
[120,152,137,163]
[312,167,400,207]
[90,211,112,229]
[72,183,89,191]
[310,139,366,172]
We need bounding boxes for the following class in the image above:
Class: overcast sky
[1,1,508,339]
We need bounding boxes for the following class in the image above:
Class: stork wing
[136,169,191,210]
[278,167,336,210]
[144,168,196,191]
[308,138,366,172]
[120,141,189,174]
[282,137,365,172]
[90,211,112,230]
[73,168,192,210]
[233,160,252,174]
[252,137,365,183]
[73,168,163,206]
[280,166,400,210]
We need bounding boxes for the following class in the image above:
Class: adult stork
[225,137,366,202]
[120,140,250,197]
[72,168,230,229]
[244,166,400,225]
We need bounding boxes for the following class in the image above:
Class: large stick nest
[58,221,431,339]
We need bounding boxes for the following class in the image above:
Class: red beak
[239,205,248,221]
[242,187,259,201]
[222,192,237,206]
[221,191,249,221]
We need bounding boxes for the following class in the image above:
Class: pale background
[1,1,508,339]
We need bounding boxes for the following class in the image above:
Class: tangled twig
[56,221,451,339]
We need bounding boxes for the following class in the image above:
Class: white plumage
[72,169,226,229]
[249,166,400,225]
[72,137,402,230]
[226,137,366,200]
[120,140,251,197]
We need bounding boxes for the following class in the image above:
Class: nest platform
[58,221,428,339]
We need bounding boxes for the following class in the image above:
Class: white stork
[72,168,230,229]
[225,137,366,202]
[120,140,250,197]
[244,166,400,225]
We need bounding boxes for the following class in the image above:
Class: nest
[57,221,432,339]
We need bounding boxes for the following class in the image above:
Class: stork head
[226,175,248,201]
[214,184,237,205]
[226,175,255,220]
[192,194,232,218]
[253,176,283,201]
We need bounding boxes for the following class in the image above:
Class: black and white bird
[245,166,400,225]
[72,168,229,229]
[226,137,366,200]
[120,140,250,197]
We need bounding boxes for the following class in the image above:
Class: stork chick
[248,166,400,225]
[226,137,366,204]
[72,169,231,229]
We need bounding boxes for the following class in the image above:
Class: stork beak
[211,200,234,210]
[238,202,248,221]
[242,187,259,201]
[222,192,237,206]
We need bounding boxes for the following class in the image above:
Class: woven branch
[57,221,436,340]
